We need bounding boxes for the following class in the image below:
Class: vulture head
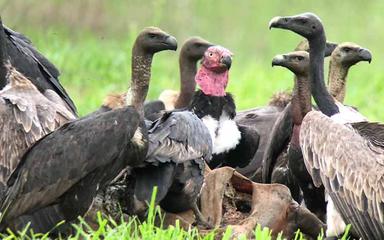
[135,27,178,54]
[272,51,309,77]
[181,37,213,61]
[195,45,233,96]
[201,46,233,72]
[331,42,372,66]
[269,12,323,39]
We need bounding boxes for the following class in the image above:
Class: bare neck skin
[130,45,153,117]
[291,74,312,125]
[175,54,197,108]
[327,60,349,103]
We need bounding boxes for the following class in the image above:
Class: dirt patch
[221,183,252,225]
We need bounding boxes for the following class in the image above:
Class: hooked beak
[164,36,178,51]
[221,55,232,70]
[358,48,372,63]
[271,55,286,67]
[269,16,291,30]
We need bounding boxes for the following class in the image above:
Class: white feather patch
[202,113,241,155]
[331,102,367,124]
[201,115,219,148]
[326,198,346,237]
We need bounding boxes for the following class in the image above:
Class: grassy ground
[0,0,382,238]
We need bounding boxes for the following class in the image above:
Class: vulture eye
[208,52,213,57]
[297,56,304,61]
[342,47,352,53]
[148,33,157,39]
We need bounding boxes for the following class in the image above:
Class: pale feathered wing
[0,67,75,187]
[300,110,384,239]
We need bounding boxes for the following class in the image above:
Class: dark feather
[188,90,236,120]
[3,24,77,115]
[262,103,293,183]
[0,107,145,228]
[133,110,211,212]
[351,121,384,150]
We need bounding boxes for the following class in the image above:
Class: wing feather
[1,107,140,221]
[300,111,384,239]
[4,25,77,114]
[146,111,212,164]
[0,69,75,187]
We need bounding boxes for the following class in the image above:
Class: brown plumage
[269,12,383,239]
[0,65,75,189]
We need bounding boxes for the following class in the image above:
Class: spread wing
[1,107,141,222]
[146,111,212,165]
[3,24,77,115]
[0,70,75,188]
[300,111,384,239]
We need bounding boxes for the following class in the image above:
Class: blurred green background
[1,0,383,119]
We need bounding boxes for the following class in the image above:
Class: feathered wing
[146,111,212,164]
[262,103,293,183]
[3,24,77,115]
[134,111,212,202]
[0,70,75,189]
[300,111,384,239]
[1,107,141,223]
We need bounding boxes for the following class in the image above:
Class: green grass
[0,0,381,238]
[2,188,349,240]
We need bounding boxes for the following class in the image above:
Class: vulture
[0,19,76,195]
[187,46,260,171]
[0,26,178,233]
[91,28,213,227]
[234,40,337,181]
[101,36,213,120]
[2,19,77,115]
[264,44,372,218]
[328,42,372,103]
[270,12,383,239]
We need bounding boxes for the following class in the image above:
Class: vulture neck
[308,35,339,117]
[130,45,153,118]
[175,54,197,109]
[291,74,312,125]
[327,60,349,103]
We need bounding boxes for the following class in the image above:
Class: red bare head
[195,46,233,96]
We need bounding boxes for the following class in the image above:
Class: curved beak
[221,55,232,70]
[164,36,178,51]
[358,48,372,63]
[272,55,286,67]
[269,16,290,30]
